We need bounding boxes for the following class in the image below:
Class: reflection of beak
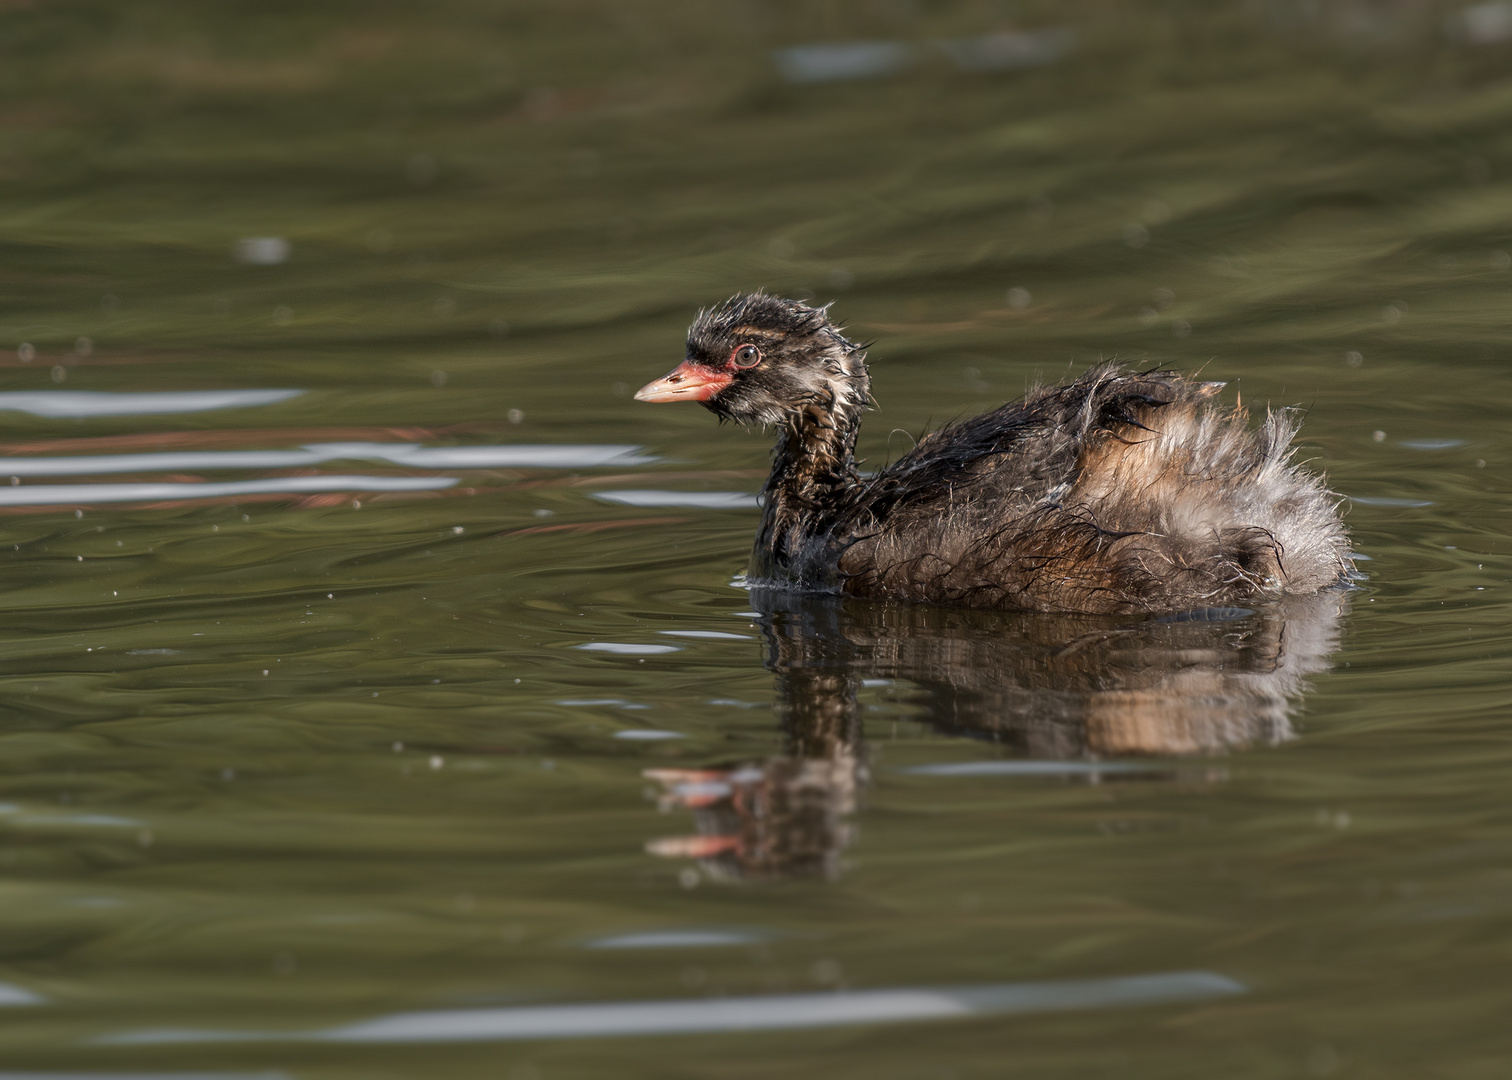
[646,835,741,858]
[634,360,733,403]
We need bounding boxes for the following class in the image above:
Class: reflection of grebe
[646,591,1347,881]
[637,293,1352,614]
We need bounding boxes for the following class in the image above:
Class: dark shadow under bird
[636,292,1352,615]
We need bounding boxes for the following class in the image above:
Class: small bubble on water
[430,370,448,387]
[351,499,362,509]
[827,267,854,290]
[1006,287,1031,309]
[1345,350,1363,366]
[508,408,525,424]
[74,509,83,519]
[452,526,464,534]
[73,337,93,357]
[1172,320,1192,337]
[393,742,404,752]
[533,508,552,518]
[429,755,444,770]
[677,868,700,890]
[50,366,66,383]
[16,343,34,363]
[262,669,270,676]
[221,768,235,781]
[1492,250,1512,271]
[1372,430,1387,443]
[1123,222,1149,248]
[233,237,290,265]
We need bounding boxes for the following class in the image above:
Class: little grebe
[635,293,1351,614]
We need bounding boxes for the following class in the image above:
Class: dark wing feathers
[822,365,1345,614]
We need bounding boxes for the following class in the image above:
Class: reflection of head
[647,590,1348,881]
[647,747,862,882]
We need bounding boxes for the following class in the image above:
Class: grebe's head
[635,293,867,427]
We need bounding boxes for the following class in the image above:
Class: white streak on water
[905,761,1156,777]
[0,982,44,1006]
[1398,439,1467,450]
[613,731,684,741]
[657,631,753,640]
[772,41,916,83]
[572,643,681,655]
[1349,496,1434,508]
[0,443,654,478]
[0,1064,288,1070]
[594,490,758,509]
[0,476,455,506]
[0,803,139,827]
[97,972,1244,1045]
[0,390,301,417]
[584,929,773,949]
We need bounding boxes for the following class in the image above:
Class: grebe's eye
[731,344,762,368]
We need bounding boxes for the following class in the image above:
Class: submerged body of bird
[636,293,1352,615]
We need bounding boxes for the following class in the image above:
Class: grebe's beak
[634,360,733,403]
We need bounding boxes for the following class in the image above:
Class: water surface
[0,3,1509,1077]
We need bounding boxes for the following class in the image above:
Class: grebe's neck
[753,356,870,577]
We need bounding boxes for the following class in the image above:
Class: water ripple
[0,390,302,417]
[98,972,1245,1045]
[0,475,455,506]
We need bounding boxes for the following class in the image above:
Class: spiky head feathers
[684,293,869,426]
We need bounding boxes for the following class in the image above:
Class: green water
[0,2,1510,1076]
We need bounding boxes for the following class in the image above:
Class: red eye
[732,344,761,368]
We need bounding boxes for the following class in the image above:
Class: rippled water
[1,3,1510,1077]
